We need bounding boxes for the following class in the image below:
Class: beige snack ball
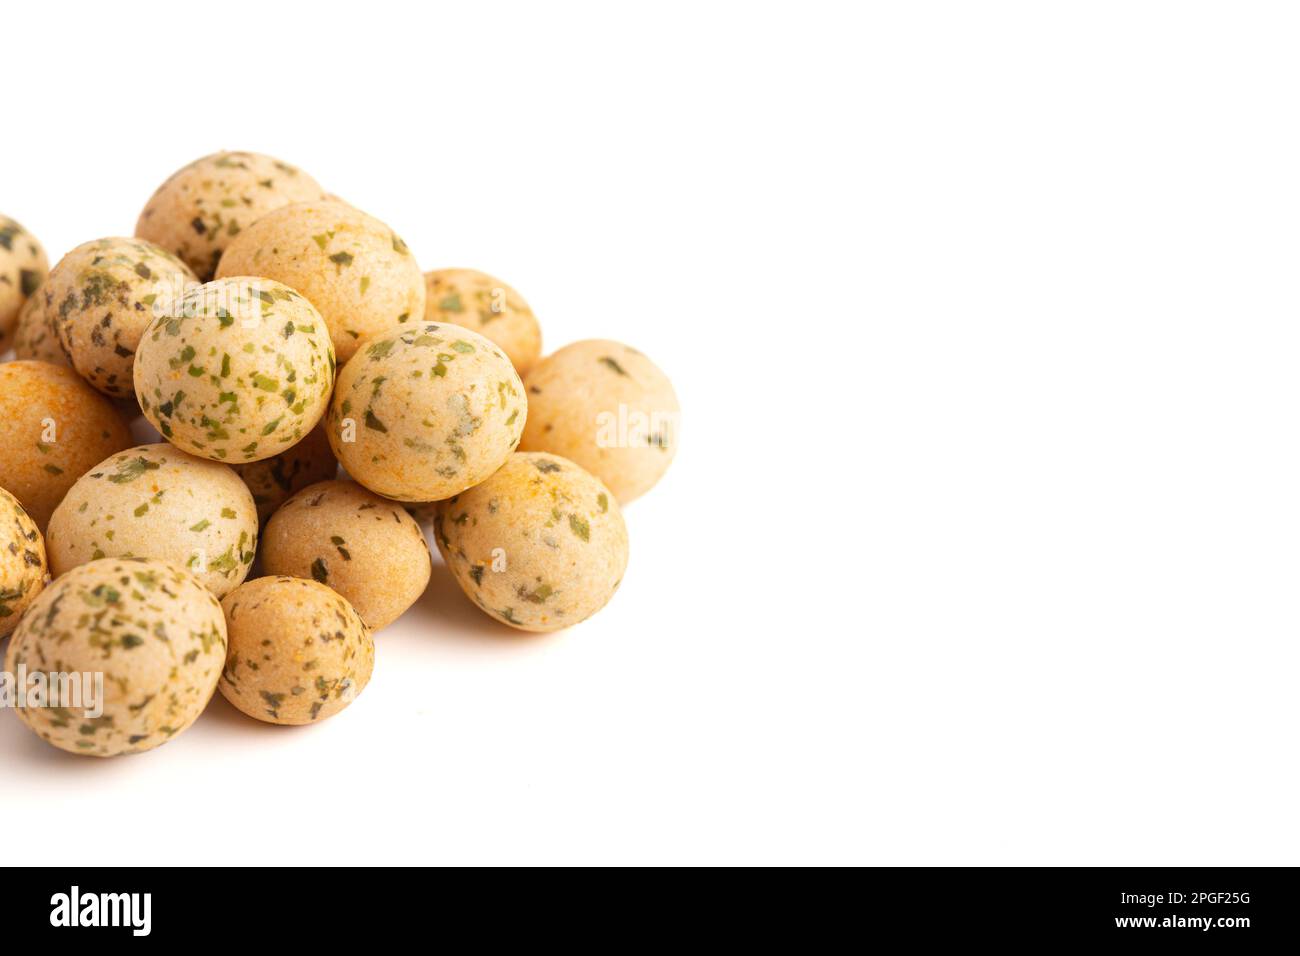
[47,443,258,598]
[0,361,133,529]
[5,557,226,756]
[136,151,326,281]
[134,277,335,462]
[0,487,46,639]
[521,339,680,504]
[216,201,425,363]
[434,452,628,632]
[219,576,374,725]
[327,323,525,501]
[0,216,48,348]
[12,293,71,366]
[424,268,542,375]
[261,479,431,630]
[232,423,337,524]
[45,237,197,397]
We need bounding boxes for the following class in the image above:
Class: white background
[2,1,1296,865]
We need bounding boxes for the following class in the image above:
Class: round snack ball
[46,443,258,598]
[219,576,374,725]
[0,361,134,529]
[433,452,628,632]
[261,479,431,630]
[12,292,71,366]
[45,237,197,397]
[5,557,226,756]
[135,151,326,281]
[520,339,680,504]
[232,423,337,524]
[423,268,542,375]
[327,323,525,501]
[216,201,425,363]
[133,277,335,462]
[0,216,48,348]
[0,487,46,638]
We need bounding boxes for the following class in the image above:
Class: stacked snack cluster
[0,152,680,757]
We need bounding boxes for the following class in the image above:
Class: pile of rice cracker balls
[0,152,679,757]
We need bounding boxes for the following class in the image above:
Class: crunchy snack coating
[423,268,542,375]
[0,361,133,530]
[133,277,335,462]
[5,557,227,757]
[520,339,679,504]
[232,423,337,524]
[327,323,525,501]
[0,487,46,638]
[135,151,325,281]
[261,479,431,630]
[46,443,258,598]
[219,575,374,725]
[433,452,628,632]
[216,201,425,363]
[45,237,197,397]
[12,292,71,366]
[0,216,48,348]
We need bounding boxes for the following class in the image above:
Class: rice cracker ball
[327,323,525,501]
[219,576,374,725]
[433,452,628,632]
[135,151,326,281]
[46,443,258,598]
[12,293,71,366]
[0,361,133,530]
[261,479,431,630]
[44,237,197,397]
[520,339,680,504]
[423,268,542,375]
[231,423,337,524]
[0,215,48,348]
[5,557,226,756]
[0,487,46,639]
[216,201,425,363]
[133,277,335,463]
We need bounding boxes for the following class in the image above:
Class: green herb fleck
[523,583,553,604]
[107,457,161,484]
